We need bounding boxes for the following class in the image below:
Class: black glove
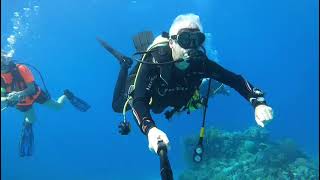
[118,121,131,135]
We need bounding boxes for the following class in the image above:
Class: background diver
[99,13,274,157]
[1,50,90,157]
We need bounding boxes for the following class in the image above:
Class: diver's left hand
[255,105,273,127]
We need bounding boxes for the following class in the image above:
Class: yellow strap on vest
[200,127,205,138]
[186,89,202,112]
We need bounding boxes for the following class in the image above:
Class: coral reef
[180,127,319,180]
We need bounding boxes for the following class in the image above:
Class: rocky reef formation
[180,127,319,180]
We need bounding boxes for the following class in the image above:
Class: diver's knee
[24,108,37,124]
[25,115,37,124]
[43,100,64,111]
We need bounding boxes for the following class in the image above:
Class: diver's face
[170,28,205,61]
[169,40,189,70]
[1,56,10,73]
[169,28,205,70]
[170,39,188,61]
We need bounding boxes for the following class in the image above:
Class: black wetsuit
[112,46,267,135]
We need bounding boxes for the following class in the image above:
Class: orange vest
[1,64,41,106]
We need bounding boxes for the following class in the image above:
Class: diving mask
[170,28,205,49]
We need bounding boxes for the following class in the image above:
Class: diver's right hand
[147,127,170,154]
[6,91,23,106]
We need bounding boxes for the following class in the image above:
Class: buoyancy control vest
[1,63,41,106]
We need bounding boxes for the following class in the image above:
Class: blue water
[1,0,319,179]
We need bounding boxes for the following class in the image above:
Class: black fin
[64,89,90,112]
[132,31,154,52]
[128,31,155,75]
[97,37,133,67]
[19,122,34,157]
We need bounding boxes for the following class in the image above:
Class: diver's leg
[24,107,37,124]
[112,63,130,113]
[42,95,67,111]
[96,38,132,112]
[32,89,67,111]
[43,91,90,112]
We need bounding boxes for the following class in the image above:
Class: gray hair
[169,13,203,36]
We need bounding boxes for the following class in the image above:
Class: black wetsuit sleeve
[205,59,267,107]
[131,59,157,135]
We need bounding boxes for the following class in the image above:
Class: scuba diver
[100,13,273,162]
[1,50,90,157]
[97,32,230,135]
